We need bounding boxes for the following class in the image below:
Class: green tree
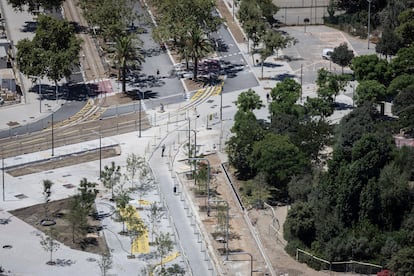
[305,69,347,118]
[185,27,213,80]
[260,30,297,77]
[125,153,147,190]
[388,74,414,99]
[257,0,279,24]
[249,133,309,194]
[16,15,81,96]
[354,80,387,106]
[100,161,121,199]
[378,163,411,230]
[226,111,264,179]
[284,201,315,247]
[155,232,174,270]
[396,86,414,132]
[375,27,403,59]
[396,9,414,46]
[97,253,113,276]
[40,227,60,265]
[387,246,414,274]
[115,35,144,93]
[149,202,164,243]
[335,105,378,160]
[227,89,265,179]
[336,0,387,14]
[391,45,414,77]
[7,0,63,12]
[78,177,98,211]
[331,43,354,74]
[269,78,302,117]
[114,188,130,234]
[350,54,389,84]
[293,119,333,164]
[235,88,264,112]
[67,195,89,243]
[79,0,137,41]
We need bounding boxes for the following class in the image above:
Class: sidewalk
[0,2,364,276]
[0,1,61,131]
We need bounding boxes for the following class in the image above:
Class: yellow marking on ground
[190,88,206,101]
[43,99,95,130]
[156,252,181,266]
[138,199,152,205]
[119,207,150,254]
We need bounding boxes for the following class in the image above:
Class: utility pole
[51,112,54,156]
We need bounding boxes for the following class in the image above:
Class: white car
[322,48,333,60]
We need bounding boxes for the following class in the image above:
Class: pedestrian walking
[161,144,166,157]
[266,93,270,102]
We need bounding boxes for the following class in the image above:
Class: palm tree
[185,28,213,80]
[114,35,144,93]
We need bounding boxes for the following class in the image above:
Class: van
[322,48,333,60]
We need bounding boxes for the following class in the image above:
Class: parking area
[280,25,376,85]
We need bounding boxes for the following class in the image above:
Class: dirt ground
[10,198,109,255]
[7,146,120,177]
[178,154,325,276]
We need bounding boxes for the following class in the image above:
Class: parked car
[322,48,334,60]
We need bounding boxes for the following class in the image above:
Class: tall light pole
[190,157,211,211]
[51,112,54,156]
[367,0,372,49]
[209,199,229,260]
[138,91,142,138]
[2,153,4,201]
[91,130,102,176]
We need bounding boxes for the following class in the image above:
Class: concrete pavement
[0,1,379,275]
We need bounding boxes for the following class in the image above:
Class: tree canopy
[7,0,63,12]
[331,43,354,73]
[16,15,81,86]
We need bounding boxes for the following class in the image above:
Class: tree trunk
[122,65,127,93]
[193,56,198,80]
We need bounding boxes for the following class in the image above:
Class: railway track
[62,0,107,81]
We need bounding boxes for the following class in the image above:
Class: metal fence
[296,248,383,274]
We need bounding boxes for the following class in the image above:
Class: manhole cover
[3,245,12,249]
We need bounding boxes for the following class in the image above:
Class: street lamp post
[209,199,229,260]
[51,112,54,156]
[2,153,4,201]
[228,252,253,276]
[91,130,102,176]
[138,91,144,138]
[190,157,211,210]
[367,0,372,49]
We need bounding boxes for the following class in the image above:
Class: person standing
[161,144,166,157]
